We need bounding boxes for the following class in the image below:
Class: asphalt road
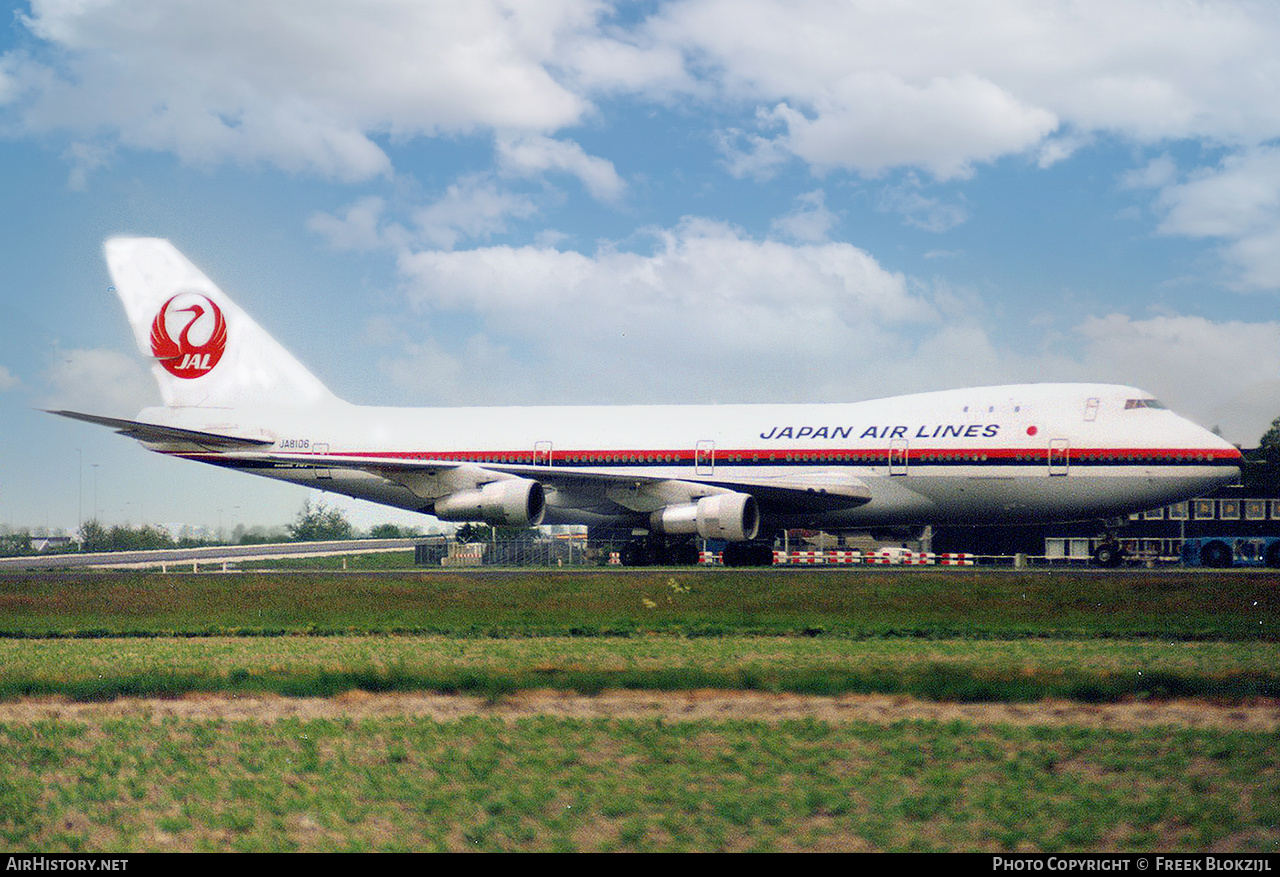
[0,538,422,571]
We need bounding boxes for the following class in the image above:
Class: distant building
[29,535,76,552]
[932,482,1280,565]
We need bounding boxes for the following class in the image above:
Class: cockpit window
[1124,398,1167,410]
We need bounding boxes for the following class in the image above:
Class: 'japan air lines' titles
[759,424,1002,440]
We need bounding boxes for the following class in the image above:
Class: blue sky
[3,0,1280,536]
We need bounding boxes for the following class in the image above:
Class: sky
[3,0,1280,536]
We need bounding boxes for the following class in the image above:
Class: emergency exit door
[889,439,909,476]
[696,441,715,475]
[312,443,332,480]
[1049,439,1070,476]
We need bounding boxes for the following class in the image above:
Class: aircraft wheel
[620,541,654,567]
[1267,542,1280,569]
[723,542,774,567]
[1201,541,1233,568]
[1091,542,1124,568]
[671,542,700,566]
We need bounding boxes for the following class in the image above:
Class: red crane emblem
[150,293,227,379]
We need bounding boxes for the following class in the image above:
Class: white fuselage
[150,382,1242,533]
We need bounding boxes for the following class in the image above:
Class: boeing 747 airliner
[51,238,1243,566]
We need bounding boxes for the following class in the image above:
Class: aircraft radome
[52,238,1244,566]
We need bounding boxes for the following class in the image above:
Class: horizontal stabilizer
[46,410,275,448]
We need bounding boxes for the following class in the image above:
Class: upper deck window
[1124,398,1167,410]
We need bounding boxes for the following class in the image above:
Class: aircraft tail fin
[105,237,341,409]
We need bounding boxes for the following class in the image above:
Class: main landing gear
[619,536,700,567]
[720,541,776,567]
[616,536,776,567]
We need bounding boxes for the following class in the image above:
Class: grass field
[0,567,1276,852]
[0,566,1274,639]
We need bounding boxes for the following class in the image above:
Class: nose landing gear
[1091,537,1126,568]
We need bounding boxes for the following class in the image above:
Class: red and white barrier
[771,548,955,565]
[866,549,936,565]
[774,549,863,564]
[607,547,975,566]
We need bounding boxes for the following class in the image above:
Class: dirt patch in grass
[2,690,1277,731]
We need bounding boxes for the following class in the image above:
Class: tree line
[1,499,427,557]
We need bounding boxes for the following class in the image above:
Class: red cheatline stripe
[171,445,1241,468]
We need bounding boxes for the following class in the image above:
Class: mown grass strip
[2,715,1277,852]
[3,664,1277,704]
[0,568,1275,640]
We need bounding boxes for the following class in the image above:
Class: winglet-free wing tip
[45,409,275,448]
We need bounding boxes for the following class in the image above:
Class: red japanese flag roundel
[150,293,227,379]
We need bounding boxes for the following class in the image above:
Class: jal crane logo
[150,293,227,379]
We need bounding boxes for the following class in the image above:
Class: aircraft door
[696,441,715,475]
[534,441,553,467]
[1049,439,1070,476]
[312,443,332,480]
[889,439,909,476]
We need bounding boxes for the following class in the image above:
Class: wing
[212,448,873,516]
[51,409,872,523]
[46,410,276,449]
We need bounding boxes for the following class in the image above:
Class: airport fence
[414,540,1179,568]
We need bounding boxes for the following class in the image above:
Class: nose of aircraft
[1193,417,1245,476]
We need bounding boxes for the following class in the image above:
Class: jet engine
[649,492,759,542]
[433,478,545,527]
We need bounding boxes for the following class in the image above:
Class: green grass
[0,635,1276,703]
[0,567,1275,639]
[0,569,1275,853]
[1,716,1276,852]
[0,567,1274,704]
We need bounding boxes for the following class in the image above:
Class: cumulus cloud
[8,0,1280,427]
[876,177,968,233]
[388,217,937,404]
[306,196,391,252]
[7,0,1280,297]
[657,0,1280,173]
[770,190,839,243]
[0,366,19,391]
[308,180,541,252]
[495,133,626,203]
[372,213,1280,442]
[752,75,1057,181]
[410,178,540,251]
[1155,148,1280,241]
[1124,146,1280,290]
[10,0,1280,189]
[8,0,595,180]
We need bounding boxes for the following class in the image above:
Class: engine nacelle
[649,492,759,542]
[433,478,545,527]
